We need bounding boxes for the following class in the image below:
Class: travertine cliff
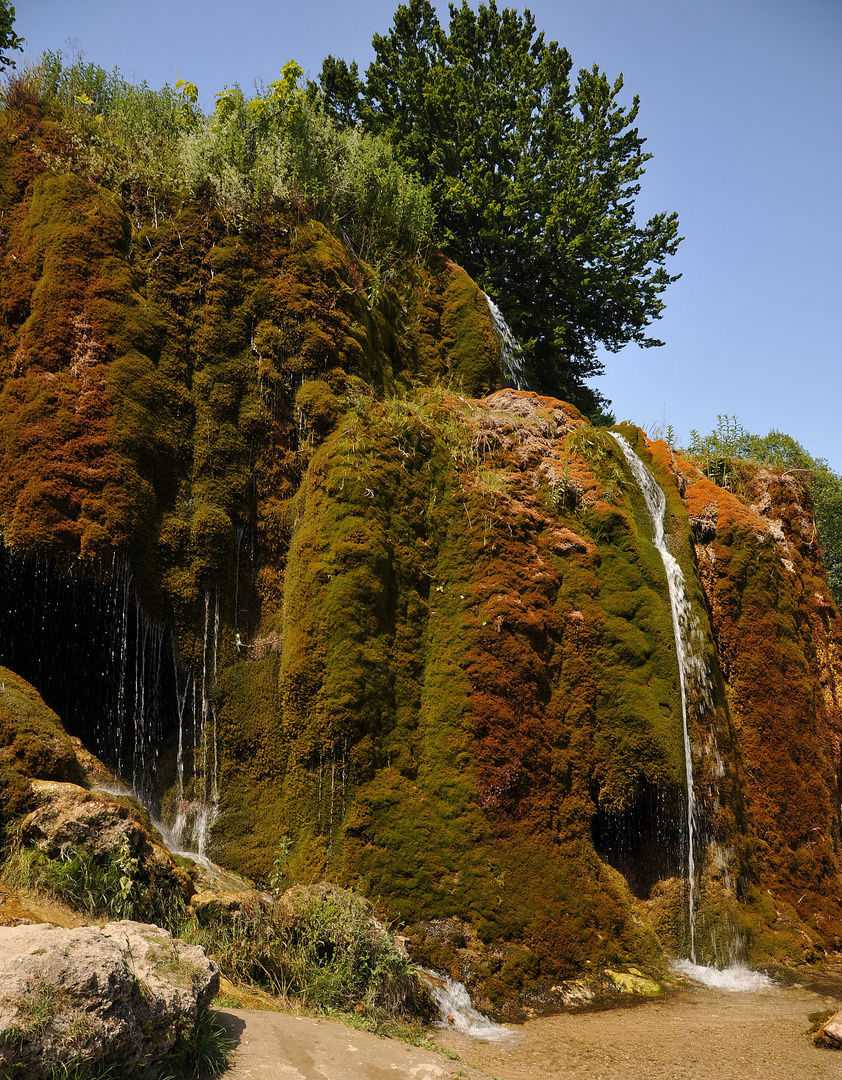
[1,89,841,1014]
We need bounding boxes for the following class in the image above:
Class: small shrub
[157,1005,232,1079]
[276,885,423,1016]
[0,834,188,930]
[182,884,431,1024]
[16,975,67,1034]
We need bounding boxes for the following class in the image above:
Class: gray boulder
[0,920,219,1078]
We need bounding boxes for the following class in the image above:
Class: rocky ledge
[0,920,219,1078]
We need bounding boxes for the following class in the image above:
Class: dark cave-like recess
[592,782,685,898]
[0,545,183,809]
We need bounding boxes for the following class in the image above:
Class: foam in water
[671,960,775,992]
[485,295,526,390]
[417,969,515,1042]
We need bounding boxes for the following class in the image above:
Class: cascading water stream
[416,969,513,1042]
[0,542,223,860]
[485,295,526,390]
[167,589,221,858]
[613,433,714,962]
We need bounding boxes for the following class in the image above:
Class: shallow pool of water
[432,979,842,1079]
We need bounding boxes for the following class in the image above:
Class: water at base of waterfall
[671,960,776,992]
[160,798,219,860]
[417,969,516,1042]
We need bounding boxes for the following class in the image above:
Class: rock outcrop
[0,920,219,1078]
[816,1010,842,1049]
[0,86,841,1016]
[0,671,194,928]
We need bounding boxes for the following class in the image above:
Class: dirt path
[217,978,842,1080]
[214,1009,494,1079]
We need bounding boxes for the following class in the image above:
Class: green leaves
[319,0,682,418]
[175,79,199,104]
[0,0,23,70]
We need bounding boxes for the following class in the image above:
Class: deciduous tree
[319,0,682,419]
[0,0,23,69]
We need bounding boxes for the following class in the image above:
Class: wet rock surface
[0,920,219,1078]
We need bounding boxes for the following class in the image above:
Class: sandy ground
[214,1009,492,1079]
[434,980,842,1080]
[217,978,842,1080]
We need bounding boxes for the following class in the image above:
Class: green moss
[0,666,85,822]
[253,397,673,979]
[1,90,841,993]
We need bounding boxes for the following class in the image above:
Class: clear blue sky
[15,0,842,469]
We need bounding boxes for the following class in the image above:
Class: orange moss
[1,90,840,991]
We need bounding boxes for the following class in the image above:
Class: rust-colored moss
[1,90,840,993]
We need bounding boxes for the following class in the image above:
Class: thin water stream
[613,434,713,962]
[486,295,526,390]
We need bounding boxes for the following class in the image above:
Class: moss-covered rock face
[1,96,841,1006]
[0,666,86,822]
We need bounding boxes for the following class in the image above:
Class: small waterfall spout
[485,295,526,390]
[614,433,714,963]
[417,969,513,1042]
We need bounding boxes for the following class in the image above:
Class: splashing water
[485,295,526,390]
[165,797,219,859]
[417,969,515,1043]
[614,433,715,963]
[671,960,775,992]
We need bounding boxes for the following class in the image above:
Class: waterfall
[0,544,222,858]
[485,295,526,390]
[614,433,715,962]
[167,589,220,857]
[416,969,513,1042]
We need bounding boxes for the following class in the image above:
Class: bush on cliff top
[687,415,842,604]
[9,52,433,269]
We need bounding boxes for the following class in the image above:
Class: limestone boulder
[21,780,148,857]
[0,920,219,1078]
[19,780,194,906]
[816,1010,842,1049]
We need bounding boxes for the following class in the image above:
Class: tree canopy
[318,0,682,419]
[0,0,23,70]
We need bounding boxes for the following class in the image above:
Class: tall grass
[182,884,431,1023]
[7,52,433,268]
[0,832,188,930]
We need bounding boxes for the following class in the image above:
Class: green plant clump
[183,884,429,1024]
[1,834,188,930]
